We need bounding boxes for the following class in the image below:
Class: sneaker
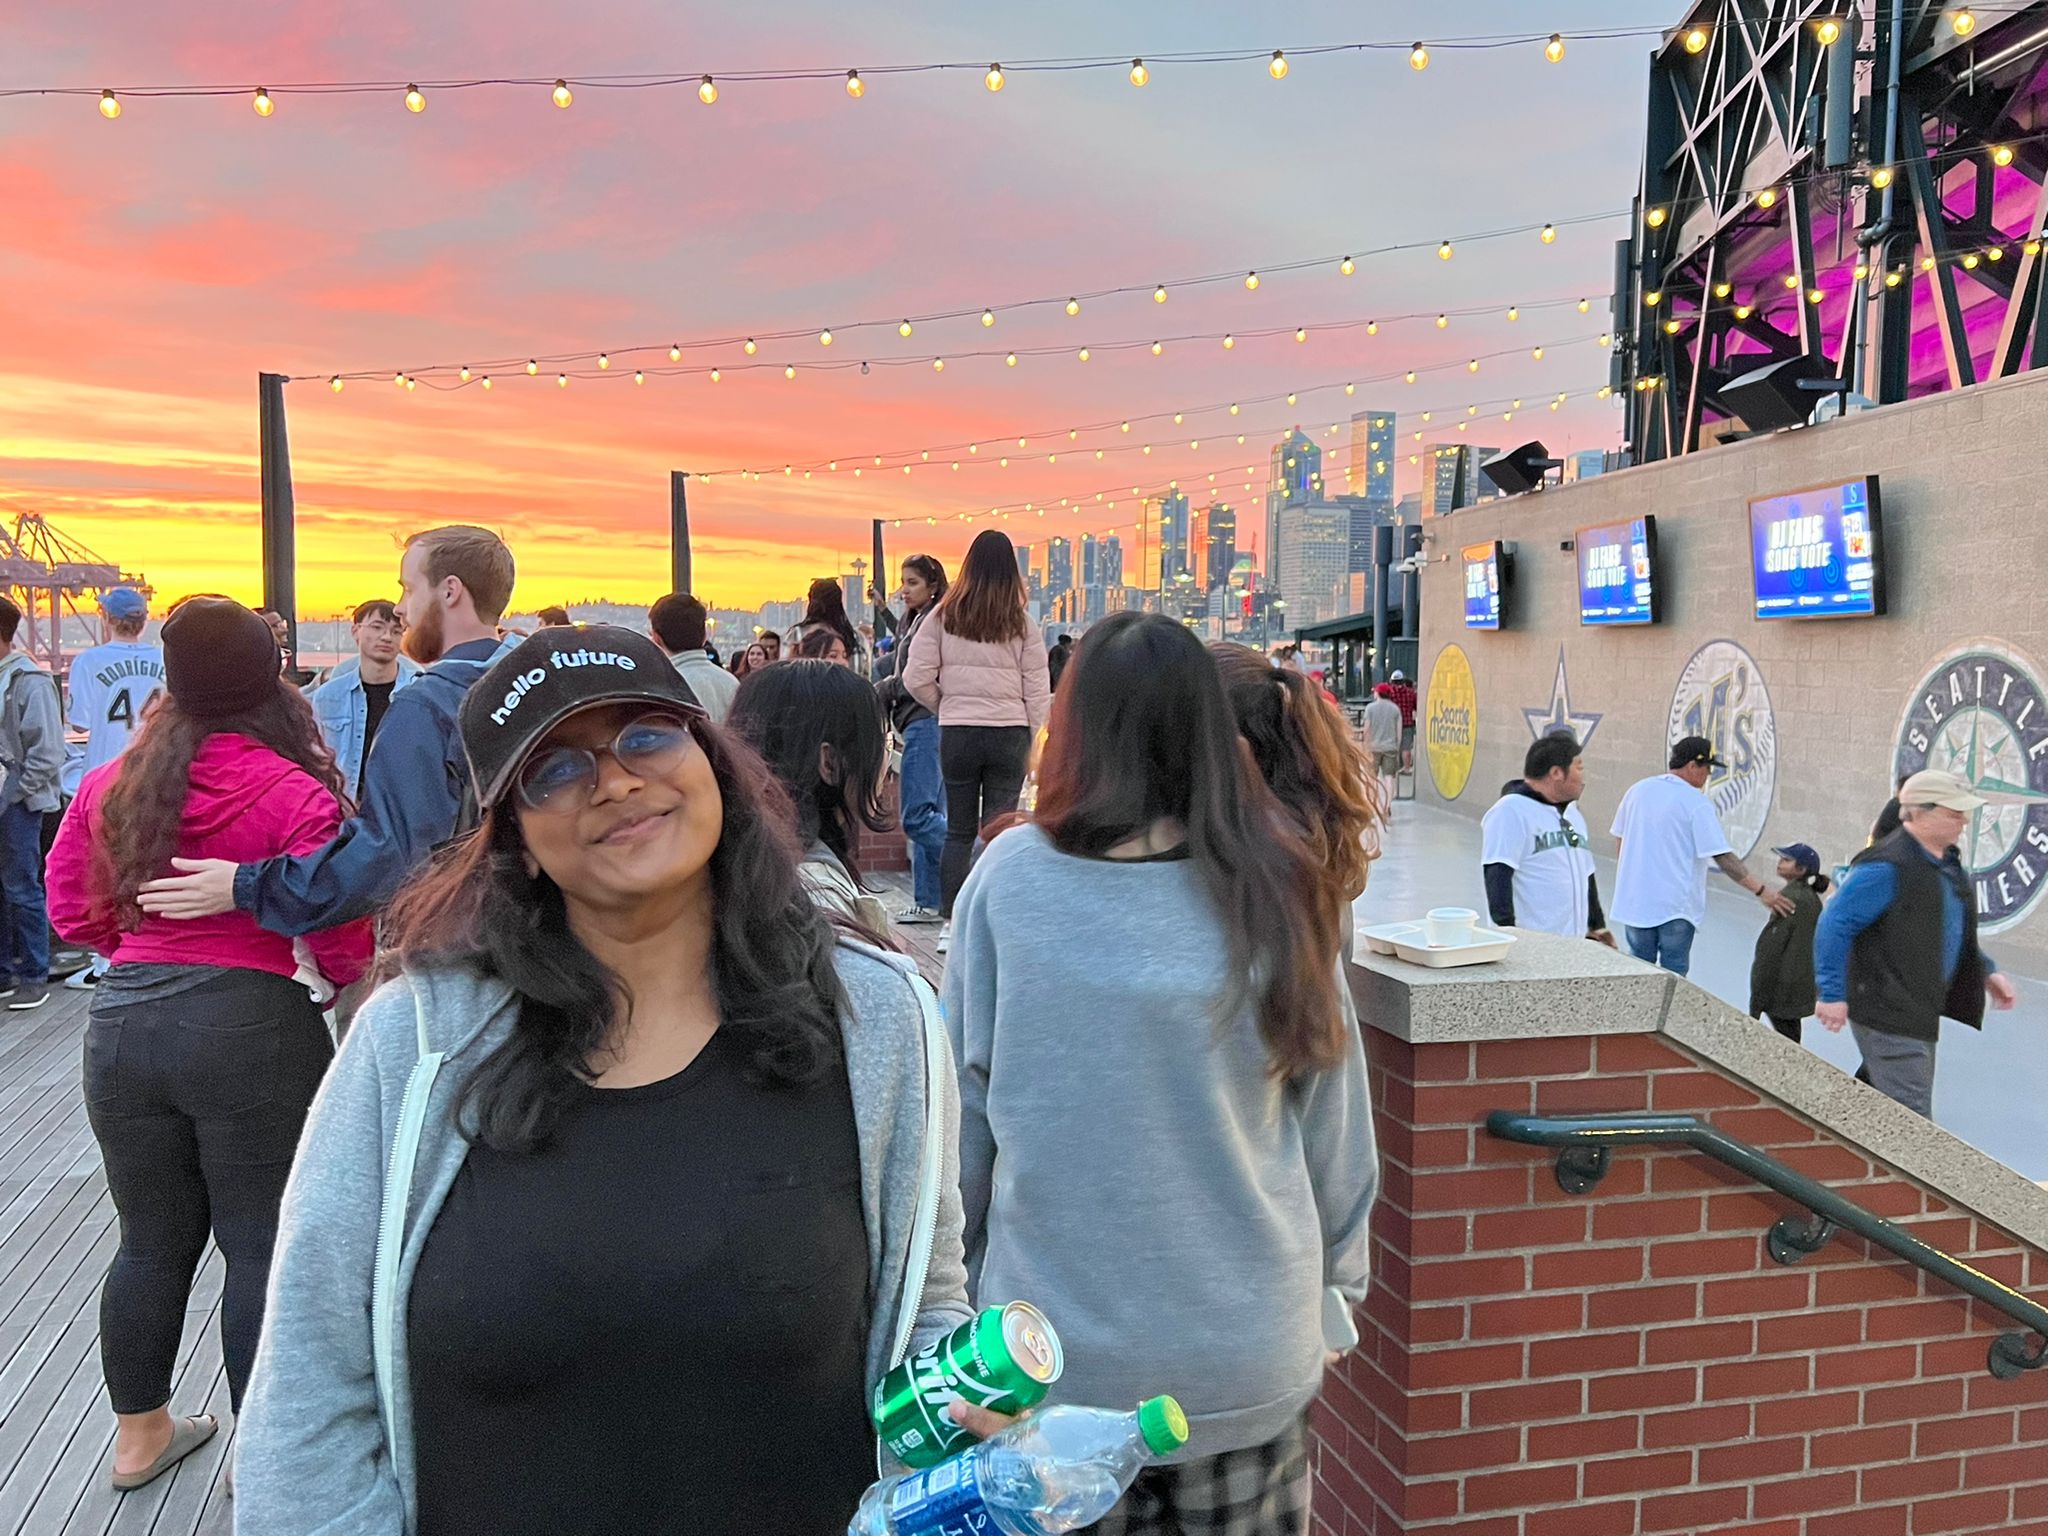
[8,985,50,1011]
[936,922,951,956]
[896,905,944,926]
[64,969,99,991]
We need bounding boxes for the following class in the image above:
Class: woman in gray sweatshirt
[943,613,1377,1536]
[233,626,981,1535]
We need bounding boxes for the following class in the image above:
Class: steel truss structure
[1625,0,2048,461]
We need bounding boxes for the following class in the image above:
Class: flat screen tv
[1462,541,1504,631]
[1577,515,1660,626]
[1748,475,1887,620]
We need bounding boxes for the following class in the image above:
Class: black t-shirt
[408,1027,875,1536]
[360,679,397,765]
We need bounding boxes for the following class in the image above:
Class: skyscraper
[1264,429,1322,595]
[1347,411,1398,512]
[1420,444,1503,516]
[1101,534,1124,590]
[1205,504,1236,593]
[1276,501,1348,627]
[1568,448,1609,482]
[1187,505,1209,592]
[1159,491,1191,585]
[1080,532,1100,588]
[1046,536,1074,599]
[1016,543,1034,585]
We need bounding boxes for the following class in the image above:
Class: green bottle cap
[1137,1395,1190,1456]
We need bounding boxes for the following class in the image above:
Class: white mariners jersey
[67,641,166,774]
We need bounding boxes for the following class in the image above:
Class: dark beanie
[161,598,284,719]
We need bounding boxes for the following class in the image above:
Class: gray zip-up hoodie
[944,825,1378,1461]
[234,940,973,1534]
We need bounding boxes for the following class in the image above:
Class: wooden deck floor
[0,880,937,1536]
[0,984,235,1536]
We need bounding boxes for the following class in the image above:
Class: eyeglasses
[515,710,702,814]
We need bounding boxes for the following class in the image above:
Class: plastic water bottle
[849,1395,1188,1536]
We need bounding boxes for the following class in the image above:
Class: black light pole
[670,471,692,594]
[258,372,297,664]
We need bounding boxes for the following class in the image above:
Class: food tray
[1357,920,1518,968]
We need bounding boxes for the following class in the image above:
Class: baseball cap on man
[99,587,148,623]
[1897,768,1986,813]
[1390,669,1407,681]
[459,624,702,811]
[1773,843,1821,874]
[1669,735,1726,771]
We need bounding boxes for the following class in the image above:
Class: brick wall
[1311,1029,2048,1535]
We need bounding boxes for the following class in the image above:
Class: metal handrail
[1486,1110,2048,1380]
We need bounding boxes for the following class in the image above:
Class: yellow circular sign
[1426,644,1478,800]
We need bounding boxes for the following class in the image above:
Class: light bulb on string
[526,359,539,376]
[1438,239,1453,260]
[1150,341,1163,356]
[932,357,945,372]
[1783,273,1800,289]
[819,329,833,346]
[981,308,996,328]
[481,376,492,390]
[1816,17,1842,44]
[846,70,864,99]
[1294,327,1307,342]
[1533,346,1545,359]
[985,64,1005,92]
[597,353,610,369]
[1578,298,1591,313]
[1405,370,1417,384]
[1268,51,1289,80]
[556,374,568,388]
[1713,280,1733,298]
[1005,352,1017,367]
[633,370,644,385]
[1992,144,2015,168]
[1646,206,1668,228]
[1507,305,1519,321]
[1953,8,1976,36]
[1064,298,1080,318]
[1684,25,1710,53]
[698,75,718,105]
[1757,186,1778,208]
[1409,42,1430,70]
[552,79,573,108]
[405,84,426,112]
[1435,313,1448,329]
[743,338,757,355]
[710,368,721,382]
[1222,334,1234,349]
[1340,255,1356,276]
[253,87,275,116]
[1540,224,1557,244]
[329,376,343,392]
[99,89,122,118]
[1886,267,1905,286]
[1229,403,1239,415]
[404,376,417,392]
[784,364,797,378]
[1129,59,1149,87]
[1153,285,1168,303]
[1244,270,1261,291]
[1367,320,1378,335]
[668,344,682,362]
[1078,347,1091,361]
[1546,33,1566,63]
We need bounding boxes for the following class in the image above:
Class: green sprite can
[871,1301,1064,1468]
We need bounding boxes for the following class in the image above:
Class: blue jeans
[898,717,947,911]
[0,799,50,986]
[1625,918,1696,978]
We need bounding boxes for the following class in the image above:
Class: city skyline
[2,2,1650,611]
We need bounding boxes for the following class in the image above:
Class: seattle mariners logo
[1668,641,1777,860]
[1894,643,2048,933]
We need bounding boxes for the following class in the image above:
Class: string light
[985,64,1005,92]
[526,359,539,376]
[253,87,275,117]
[1992,144,2015,168]
[1438,239,1454,260]
[1150,341,1163,356]
[669,344,682,361]
[459,366,472,382]
[1645,289,1663,306]
[1713,280,1733,298]
[1757,186,1778,208]
[932,357,945,371]
[1006,352,1018,366]
[846,70,864,99]
[1952,8,1976,36]
[405,377,417,392]
[481,375,492,390]
[1540,223,1557,243]
[1223,334,1235,349]
[405,84,426,113]
[329,376,343,392]
[1269,50,1290,80]
[1410,42,1430,70]
[1684,25,1710,54]
[1816,17,1843,45]
[1885,267,1904,287]
[1295,327,1308,342]
[98,89,121,119]
[980,308,996,328]
[1129,59,1149,87]
[1646,206,1668,228]
[634,370,644,384]
[785,364,798,378]
[1435,313,1449,329]
[1506,305,1519,321]
[1245,271,1260,290]
[743,338,758,355]
[698,75,718,105]
[1366,320,1378,335]
[1578,297,1591,313]
[556,373,568,387]
[1065,298,1081,317]
[1078,347,1091,361]
[1546,33,1566,63]
[1153,285,1168,303]
[552,79,573,108]
[1783,273,1801,289]
[597,353,610,369]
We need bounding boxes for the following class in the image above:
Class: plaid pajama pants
[1081,1419,1310,1536]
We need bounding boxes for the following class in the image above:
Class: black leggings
[84,968,333,1415]
[939,725,1032,915]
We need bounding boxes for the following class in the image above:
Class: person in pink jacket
[45,597,371,1494]
[903,529,1051,946]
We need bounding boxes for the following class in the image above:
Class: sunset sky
[3,1,1654,615]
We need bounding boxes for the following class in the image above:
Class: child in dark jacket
[1748,841,1831,1042]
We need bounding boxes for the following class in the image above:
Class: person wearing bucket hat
[44,596,371,1494]
[235,623,984,1536]
[1815,768,2018,1117]
[1747,842,1833,1043]
[1609,735,1793,977]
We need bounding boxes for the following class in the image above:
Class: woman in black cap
[235,625,985,1536]
[45,597,372,1492]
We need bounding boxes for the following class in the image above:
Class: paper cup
[1424,907,1479,948]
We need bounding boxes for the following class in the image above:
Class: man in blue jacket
[1815,768,2017,1117]
[138,526,516,935]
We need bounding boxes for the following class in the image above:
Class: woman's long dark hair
[1211,643,1385,901]
[800,577,861,657]
[727,659,893,881]
[1034,613,1346,1078]
[385,716,844,1153]
[95,681,344,930]
[936,530,1028,645]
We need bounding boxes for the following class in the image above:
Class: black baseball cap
[1668,734,1726,771]
[459,625,703,810]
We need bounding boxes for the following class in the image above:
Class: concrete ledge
[1351,931,2048,1254]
